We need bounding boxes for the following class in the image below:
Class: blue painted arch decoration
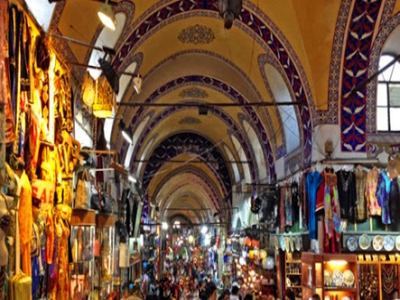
[112,0,313,167]
[142,132,232,200]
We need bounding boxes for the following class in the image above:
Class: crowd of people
[139,258,322,300]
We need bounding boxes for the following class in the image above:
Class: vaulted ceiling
[48,0,373,222]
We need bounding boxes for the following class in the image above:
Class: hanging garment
[354,168,368,221]
[336,170,356,222]
[279,186,286,231]
[291,182,300,226]
[31,223,40,300]
[299,171,309,230]
[19,171,32,276]
[389,177,400,224]
[381,264,397,300]
[306,171,322,239]
[284,185,293,227]
[366,167,381,216]
[376,171,391,225]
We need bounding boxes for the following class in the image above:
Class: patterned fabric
[366,167,381,216]
[377,171,391,225]
[19,171,32,276]
[354,168,367,221]
[299,171,308,230]
[279,186,285,231]
[306,171,322,239]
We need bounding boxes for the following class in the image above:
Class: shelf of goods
[70,209,96,300]
[94,214,117,300]
[301,253,358,300]
[285,252,302,300]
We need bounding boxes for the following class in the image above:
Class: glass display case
[301,253,358,300]
[70,209,96,300]
[94,214,117,300]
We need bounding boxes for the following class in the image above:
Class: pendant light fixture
[98,0,116,31]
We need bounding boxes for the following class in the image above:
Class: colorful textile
[354,168,367,221]
[389,178,400,224]
[377,171,391,225]
[284,186,292,227]
[366,167,381,216]
[306,171,322,239]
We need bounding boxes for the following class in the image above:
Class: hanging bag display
[75,169,91,209]
[81,72,95,108]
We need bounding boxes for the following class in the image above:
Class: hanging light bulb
[98,0,116,31]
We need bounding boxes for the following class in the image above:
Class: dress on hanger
[376,171,391,225]
[354,168,368,221]
[306,171,322,239]
[366,167,381,216]
[336,169,356,222]
[389,177,400,224]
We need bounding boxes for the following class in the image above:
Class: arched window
[231,135,250,183]
[87,13,126,80]
[25,0,56,32]
[264,64,300,154]
[377,54,400,131]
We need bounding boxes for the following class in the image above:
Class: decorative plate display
[373,235,384,251]
[332,270,344,287]
[266,257,275,270]
[290,236,294,252]
[274,236,279,250]
[396,236,400,251]
[384,235,395,251]
[341,297,351,300]
[346,236,358,252]
[286,277,291,287]
[324,270,332,287]
[359,234,370,250]
[284,237,290,252]
[295,236,301,251]
[280,236,286,251]
[343,270,355,287]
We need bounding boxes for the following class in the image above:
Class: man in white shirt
[230,286,240,300]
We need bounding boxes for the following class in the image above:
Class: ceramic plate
[342,297,351,300]
[286,277,291,287]
[359,234,370,250]
[285,237,290,252]
[396,236,400,251]
[266,257,275,270]
[290,236,294,252]
[324,270,332,287]
[347,236,358,252]
[280,236,286,251]
[274,236,279,250]
[332,270,344,287]
[295,236,301,251]
[373,235,384,251]
[343,270,355,287]
[384,235,395,251]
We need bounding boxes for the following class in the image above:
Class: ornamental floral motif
[178,24,215,44]
[178,117,201,125]
[179,87,208,98]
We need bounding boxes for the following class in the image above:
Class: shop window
[264,64,300,154]
[25,0,56,32]
[377,54,400,131]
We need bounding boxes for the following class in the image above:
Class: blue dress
[306,171,323,239]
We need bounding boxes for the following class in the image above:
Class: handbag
[75,169,91,209]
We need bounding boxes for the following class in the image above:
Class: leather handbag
[75,169,91,209]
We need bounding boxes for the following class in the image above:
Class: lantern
[259,249,267,260]
[246,238,252,247]
[249,250,255,260]
[93,75,116,118]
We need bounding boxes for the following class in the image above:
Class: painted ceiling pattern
[50,0,399,221]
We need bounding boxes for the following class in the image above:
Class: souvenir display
[359,234,370,250]
[343,270,355,287]
[324,270,332,286]
[346,236,358,252]
[396,235,400,251]
[280,236,286,251]
[295,236,301,251]
[383,235,395,251]
[373,235,384,251]
[332,270,344,287]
